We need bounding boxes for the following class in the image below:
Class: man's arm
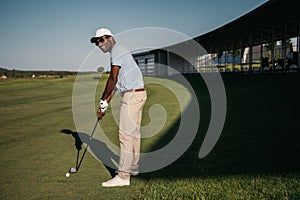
[101,65,120,102]
[104,90,115,103]
[97,65,119,120]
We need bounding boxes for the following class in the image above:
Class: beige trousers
[118,90,147,180]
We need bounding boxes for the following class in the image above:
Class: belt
[123,88,145,94]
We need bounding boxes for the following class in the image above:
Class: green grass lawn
[0,74,299,200]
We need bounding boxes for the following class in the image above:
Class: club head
[69,167,77,173]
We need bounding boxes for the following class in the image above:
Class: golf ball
[66,172,70,177]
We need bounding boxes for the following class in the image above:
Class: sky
[0,0,267,71]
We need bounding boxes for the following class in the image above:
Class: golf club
[67,119,99,176]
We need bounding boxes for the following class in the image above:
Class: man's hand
[97,108,106,120]
[100,99,108,112]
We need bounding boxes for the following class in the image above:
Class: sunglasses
[95,36,111,45]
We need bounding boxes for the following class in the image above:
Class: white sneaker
[101,176,130,187]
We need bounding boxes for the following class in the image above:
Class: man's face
[95,36,114,53]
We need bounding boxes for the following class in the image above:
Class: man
[90,28,147,187]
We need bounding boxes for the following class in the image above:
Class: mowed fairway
[0,74,299,199]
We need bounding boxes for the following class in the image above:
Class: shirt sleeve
[111,44,126,67]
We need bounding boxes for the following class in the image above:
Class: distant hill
[0,67,78,79]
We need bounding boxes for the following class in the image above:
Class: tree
[217,52,223,66]
[97,67,105,73]
[264,42,277,61]
[12,69,15,78]
[228,49,241,69]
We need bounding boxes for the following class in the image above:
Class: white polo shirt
[110,42,144,94]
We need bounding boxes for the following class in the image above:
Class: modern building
[133,0,300,75]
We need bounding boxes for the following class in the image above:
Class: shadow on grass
[137,74,300,180]
[60,129,118,178]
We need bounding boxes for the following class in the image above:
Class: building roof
[194,0,300,53]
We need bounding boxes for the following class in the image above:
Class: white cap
[90,28,113,43]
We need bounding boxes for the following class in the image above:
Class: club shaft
[75,150,80,169]
[76,119,99,171]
